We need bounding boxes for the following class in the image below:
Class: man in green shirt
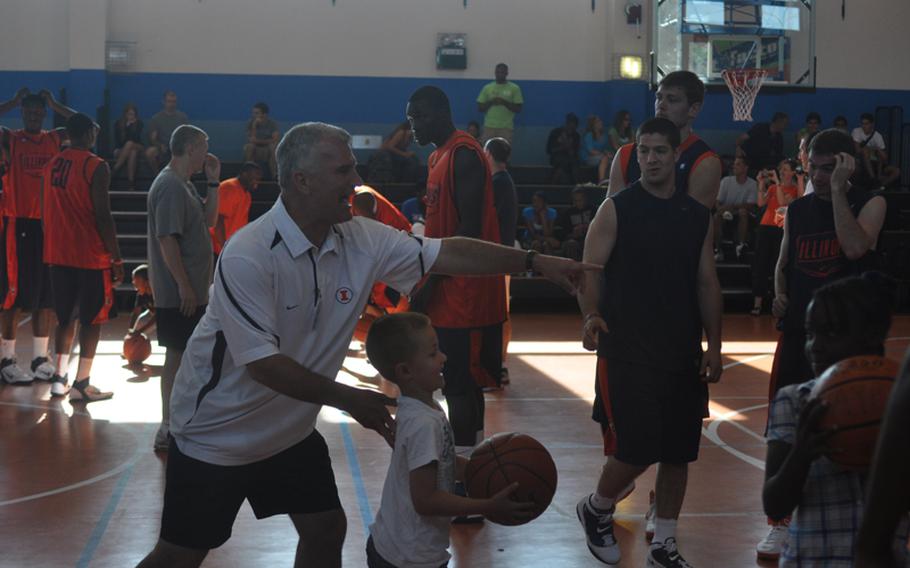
[476,63,523,144]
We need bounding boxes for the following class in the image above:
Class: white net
[722,69,769,122]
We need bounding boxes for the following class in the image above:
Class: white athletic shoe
[1,358,33,385]
[50,374,69,397]
[577,494,621,565]
[645,490,656,541]
[31,356,55,381]
[756,523,789,561]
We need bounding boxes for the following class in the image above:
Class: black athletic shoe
[576,494,620,564]
[647,538,694,568]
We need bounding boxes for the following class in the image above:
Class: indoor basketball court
[1,0,909,567]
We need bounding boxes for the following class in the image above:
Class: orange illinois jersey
[8,129,63,219]
[43,148,111,269]
[424,130,506,328]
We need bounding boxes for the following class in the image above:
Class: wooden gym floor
[1,312,908,568]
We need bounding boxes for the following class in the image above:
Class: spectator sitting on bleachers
[377,121,419,182]
[144,90,189,172]
[795,111,821,147]
[546,113,581,184]
[714,156,758,262]
[580,115,611,184]
[522,191,559,255]
[558,187,595,261]
[399,180,427,233]
[112,103,144,189]
[243,102,279,179]
[607,110,633,155]
[852,113,900,188]
[210,161,262,256]
[833,115,850,135]
[737,111,789,174]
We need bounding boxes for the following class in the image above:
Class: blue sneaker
[576,494,620,565]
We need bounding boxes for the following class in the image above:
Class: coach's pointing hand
[343,388,398,448]
[533,254,602,296]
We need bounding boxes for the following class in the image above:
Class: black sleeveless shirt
[622,134,715,197]
[597,181,710,372]
[782,189,881,332]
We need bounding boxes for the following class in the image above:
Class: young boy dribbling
[365,312,535,568]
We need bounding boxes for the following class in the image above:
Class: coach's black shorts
[49,266,114,326]
[436,323,504,394]
[161,430,342,550]
[592,357,708,466]
[156,306,205,351]
[0,217,52,311]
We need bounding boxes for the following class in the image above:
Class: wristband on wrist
[525,249,538,272]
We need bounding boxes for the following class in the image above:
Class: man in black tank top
[770,129,886,396]
[607,71,721,210]
[575,118,723,567]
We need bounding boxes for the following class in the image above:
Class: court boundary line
[340,421,375,533]
[76,422,155,568]
[0,402,146,508]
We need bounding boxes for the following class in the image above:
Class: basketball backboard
[652,0,815,91]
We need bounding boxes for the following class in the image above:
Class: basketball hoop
[722,68,768,122]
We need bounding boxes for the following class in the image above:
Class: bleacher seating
[109,162,910,313]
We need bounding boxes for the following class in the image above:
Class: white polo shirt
[169,197,441,466]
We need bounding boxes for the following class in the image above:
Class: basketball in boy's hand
[464,432,558,525]
[122,333,152,364]
[809,355,899,470]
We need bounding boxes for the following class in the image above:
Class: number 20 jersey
[43,148,111,269]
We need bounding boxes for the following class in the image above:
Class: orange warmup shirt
[210,177,253,255]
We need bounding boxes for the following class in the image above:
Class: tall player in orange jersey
[0,88,76,385]
[43,114,123,401]
[407,87,507,508]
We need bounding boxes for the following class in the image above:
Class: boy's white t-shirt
[370,396,456,568]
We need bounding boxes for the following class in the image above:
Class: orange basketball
[464,432,558,525]
[122,333,152,364]
[809,355,899,470]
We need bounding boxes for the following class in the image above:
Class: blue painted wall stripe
[2,70,907,163]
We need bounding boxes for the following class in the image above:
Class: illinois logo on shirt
[336,287,354,304]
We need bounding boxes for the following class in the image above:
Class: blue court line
[339,421,374,532]
[75,423,154,568]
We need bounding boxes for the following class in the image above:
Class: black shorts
[161,430,342,550]
[592,357,708,466]
[156,306,205,351]
[366,535,447,568]
[49,266,114,326]
[767,328,813,401]
[436,323,504,394]
[0,217,52,311]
